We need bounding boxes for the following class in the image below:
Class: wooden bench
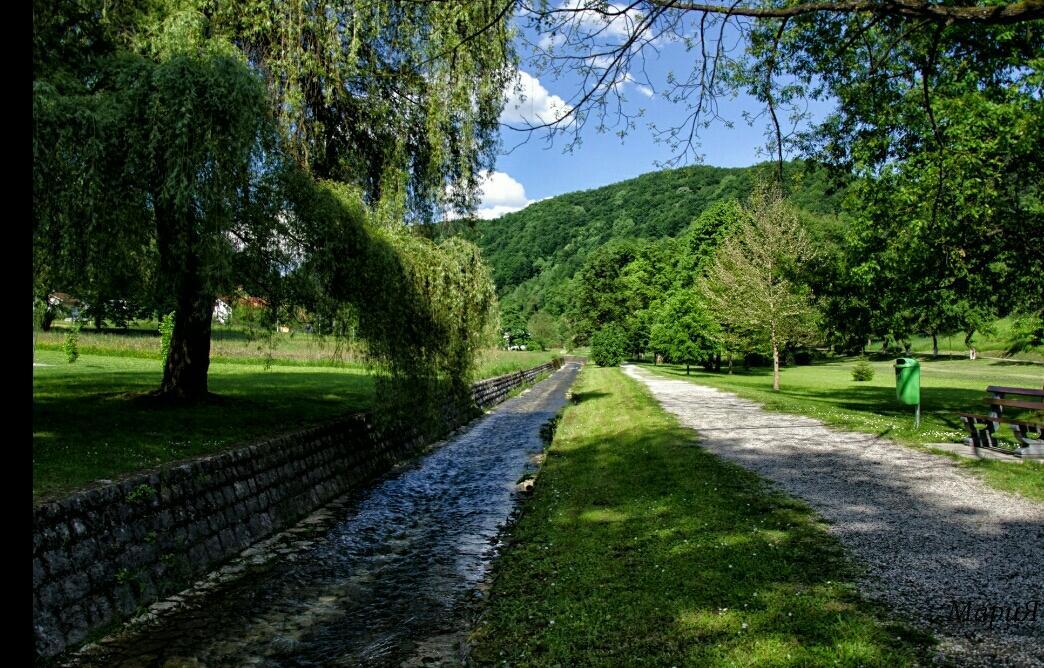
[958,386,1043,458]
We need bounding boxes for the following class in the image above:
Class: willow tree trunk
[155,204,214,402]
[159,287,214,401]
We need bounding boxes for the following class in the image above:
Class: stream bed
[74,362,581,667]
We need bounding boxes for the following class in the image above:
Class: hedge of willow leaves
[281,177,499,434]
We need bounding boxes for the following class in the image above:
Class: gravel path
[624,365,1044,667]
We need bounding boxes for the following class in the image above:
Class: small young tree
[700,183,819,391]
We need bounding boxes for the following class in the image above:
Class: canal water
[75,362,581,667]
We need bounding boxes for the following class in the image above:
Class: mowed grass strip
[36,325,561,371]
[471,366,930,667]
[639,358,1044,502]
[32,350,376,501]
[32,347,560,502]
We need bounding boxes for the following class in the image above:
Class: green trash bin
[894,358,920,406]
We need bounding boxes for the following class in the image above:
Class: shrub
[159,311,176,363]
[591,323,627,367]
[794,349,814,365]
[1007,312,1044,355]
[63,321,81,363]
[851,358,874,381]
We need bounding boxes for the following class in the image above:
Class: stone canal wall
[33,358,564,658]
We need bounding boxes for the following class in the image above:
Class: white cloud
[538,33,565,50]
[559,0,642,40]
[501,71,572,125]
[445,171,533,220]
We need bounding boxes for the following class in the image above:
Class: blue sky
[470,7,836,219]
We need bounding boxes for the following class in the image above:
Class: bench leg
[962,416,997,449]
[1013,423,1043,448]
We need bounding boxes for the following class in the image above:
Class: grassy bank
[471,366,930,666]
[903,316,1044,362]
[32,347,558,501]
[640,357,1043,501]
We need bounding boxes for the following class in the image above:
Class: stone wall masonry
[32,358,564,659]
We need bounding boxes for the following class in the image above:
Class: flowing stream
[78,362,581,667]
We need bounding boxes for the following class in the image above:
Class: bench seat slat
[980,397,1044,410]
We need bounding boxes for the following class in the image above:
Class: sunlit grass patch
[471,366,931,666]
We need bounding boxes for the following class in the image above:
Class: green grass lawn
[32,346,558,502]
[639,357,1044,501]
[471,366,931,666]
[902,316,1044,361]
[37,324,375,367]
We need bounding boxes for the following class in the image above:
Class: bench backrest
[985,386,1044,399]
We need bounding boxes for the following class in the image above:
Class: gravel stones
[625,365,1044,668]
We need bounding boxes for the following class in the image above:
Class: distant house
[213,299,232,325]
[48,292,82,320]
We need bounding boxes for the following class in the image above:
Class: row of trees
[33,0,514,419]
[574,181,819,391]
[547,166,1040,390]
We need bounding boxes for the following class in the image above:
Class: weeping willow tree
[34,0,515,411]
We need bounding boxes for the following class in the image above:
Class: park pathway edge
[623,364,1044,668]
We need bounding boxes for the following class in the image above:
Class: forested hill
[456,160,845,323]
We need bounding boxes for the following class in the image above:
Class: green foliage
[590,324,628,367]
[158,311,176,364]
[526,311,559,351]
[851,359,875,382]
[34,1,516,404]
[127,483,156,504]
[1007,312,1044,356]
[206,0,516,218]
[567,239,642,343]
[833,91,1043,348]
[63,321,80,363]
[282,178,500,429]
[734,10,1043,350]
[700,184,820,390]
[649,291,721,369]
[455,161,844,323]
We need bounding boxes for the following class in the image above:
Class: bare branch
[648,0,1044,24]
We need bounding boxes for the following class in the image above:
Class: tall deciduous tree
[700,183,818,391]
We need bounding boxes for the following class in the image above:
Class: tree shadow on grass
[568,390,610,404]
[523,411,1042,666]
[32,368,375,499]
[482,418,942,665]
